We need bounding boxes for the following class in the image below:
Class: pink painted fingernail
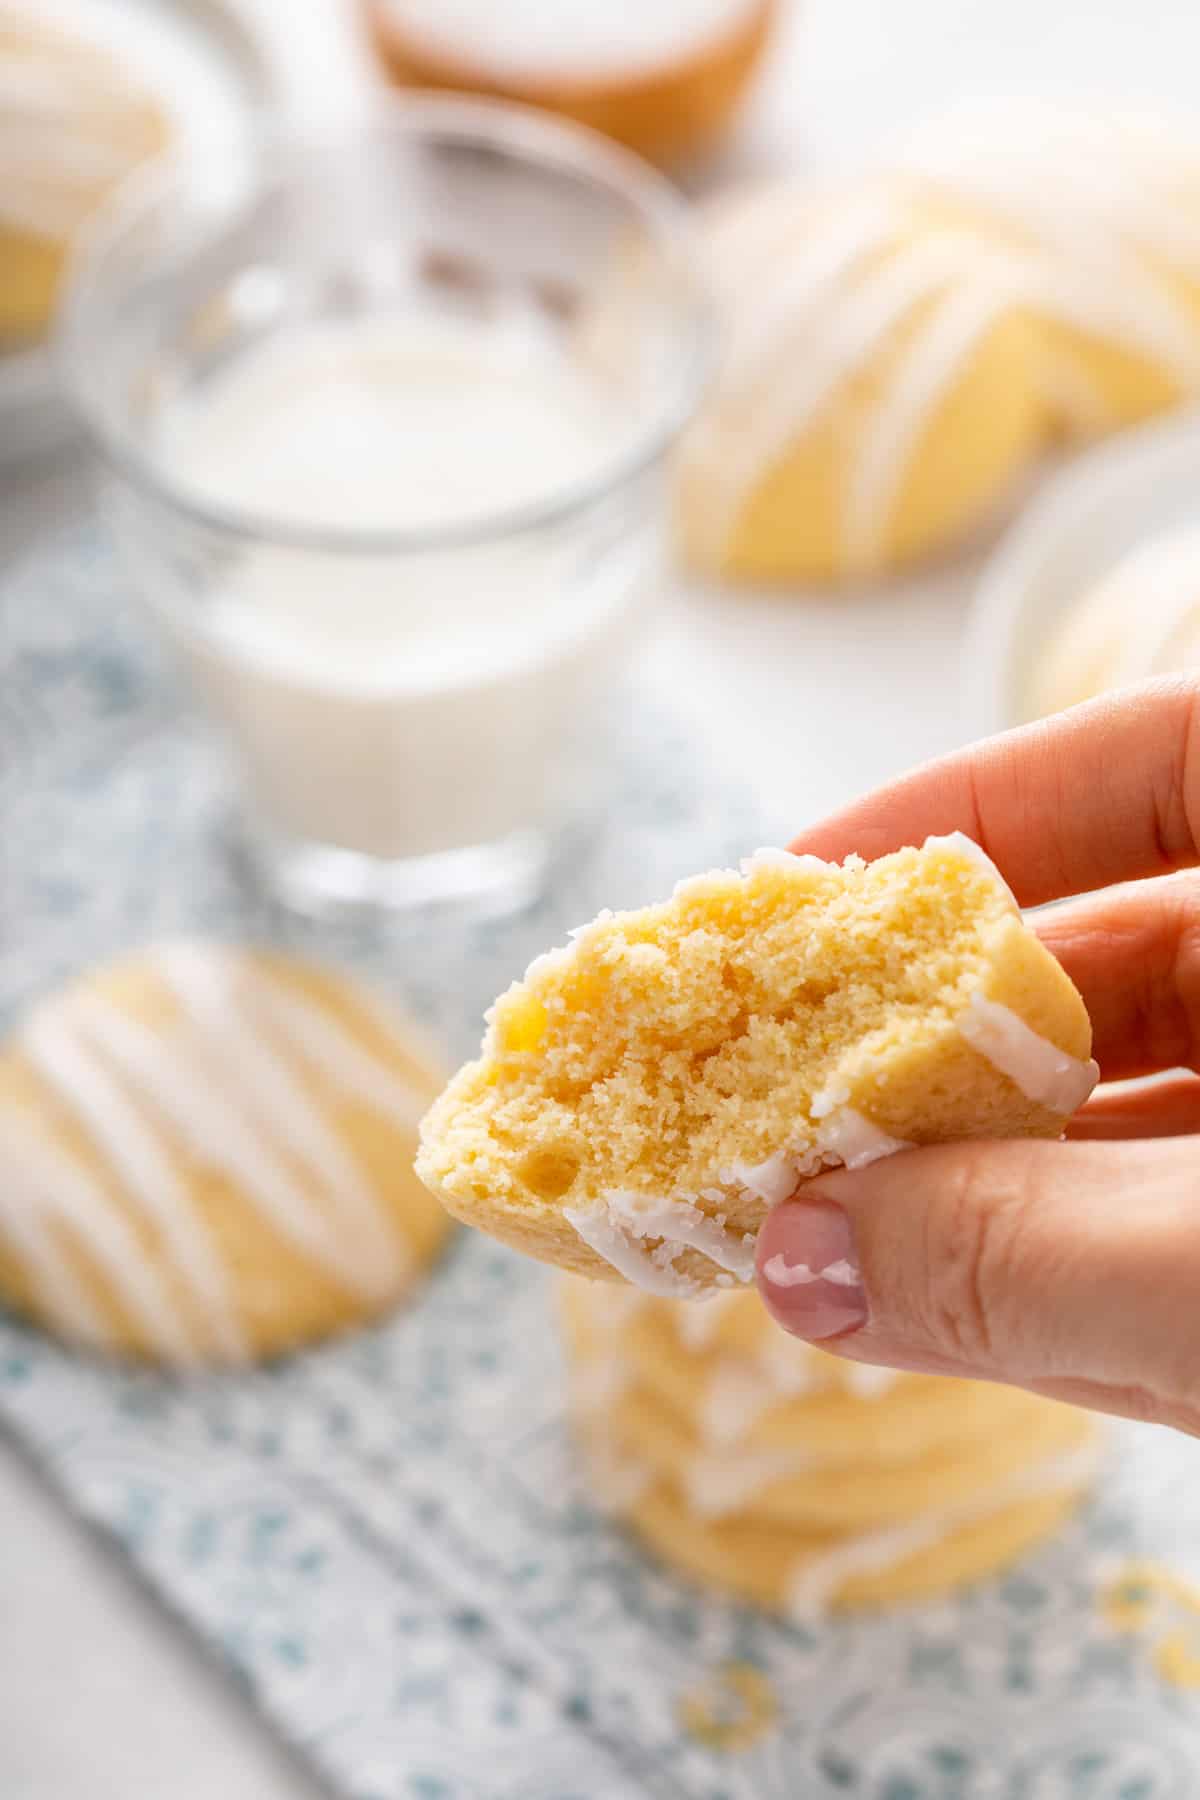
[756,1201,868,1340]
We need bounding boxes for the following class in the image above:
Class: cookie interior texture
[417,835,1095,1288]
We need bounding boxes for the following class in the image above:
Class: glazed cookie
[0,944,453,1365]
[417,833,1096,1294]
[1031,522,1200,720]
[898,98,1200,439]
[675,178,1042,583]
[0,2,170,342]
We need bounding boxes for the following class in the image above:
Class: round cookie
[674,179,1043,584]
[897,98,1200,440]
[0,943,453,1365]
[620,1456,1095,1617]
[417,833,1096,1294]
[0,2,171,344]
[363,0,776,169]
[1031,522,1200,720]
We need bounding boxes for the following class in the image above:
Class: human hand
[755,677,1200,1435]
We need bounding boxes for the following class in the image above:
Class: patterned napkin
[2,529,1200,1799]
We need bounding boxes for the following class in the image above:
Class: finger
[1067,1075,1200,1139]
[755,1136,1200,1433]
[788,678,1200,906]
[1033,872,1200,1079]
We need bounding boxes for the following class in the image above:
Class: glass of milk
[60,101,709,915]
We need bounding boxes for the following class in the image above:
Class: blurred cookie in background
[675,178,1043,585]
[362,0,778,168]
[679,98,1200,591]
[897,97,1200,443]
[561,1278,1100,1617]
[1031,521,1200,718]
[0,944,453,1366]
[0,1,171,345]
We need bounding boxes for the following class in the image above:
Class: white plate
[0,0,269,469]
[964,410,1200,737]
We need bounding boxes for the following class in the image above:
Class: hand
[755,677,1200,1436]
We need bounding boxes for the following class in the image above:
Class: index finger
[790,678,1200,906]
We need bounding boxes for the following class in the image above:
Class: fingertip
[754,1198,868,1341]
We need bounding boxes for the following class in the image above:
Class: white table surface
[5,1,1200,1794]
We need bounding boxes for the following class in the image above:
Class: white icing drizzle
[719,1149,800,1207]
[739,846,835,878]
[67,997,394,1304]
[922,831,1019,909]
[958,992,1099,1115]
[1,945,431,1358]
[685,1446,815,1518]
[694,226,1028,562]
[571,1101,911,1291]
[785,1434,1102,1620]
[0,36,160,238]
[569,1355,630,1415]
[0,1102,192,1360]
[897,99,1200,379]
[0,1119,108,1348]
[566,1188,757,1295]
[700,1358,775,1445]
[844,263,1028,568]
[713,189,905,402]
[814,1107,912,1172]
[154,945,408,1294]
[604,1190,758,1281]
[563,1205,707,1298]
[22,1008,246,1361]
[0,0,244,249]
[700,1339,897,1447]
[841,1360,902,1399]
[714,1104,908,1220]
[1027,241,1200,385]
[755,1328,833,1397]
[1035,522,1200,718]
[675,1286,742,1350]
[250,976,427,1131]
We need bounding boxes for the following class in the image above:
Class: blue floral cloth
[2,530,1200,1799]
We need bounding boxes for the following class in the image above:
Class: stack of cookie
[560,1278,1098,1617]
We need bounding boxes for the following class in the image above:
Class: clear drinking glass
[59,100,710,916]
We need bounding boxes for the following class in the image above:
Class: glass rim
[57,93,714,555]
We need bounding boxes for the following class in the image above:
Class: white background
[4,1,1200,1793]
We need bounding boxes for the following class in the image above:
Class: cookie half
[418,833,1096,1293]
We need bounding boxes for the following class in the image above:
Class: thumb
[755,1135,1200,1433]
